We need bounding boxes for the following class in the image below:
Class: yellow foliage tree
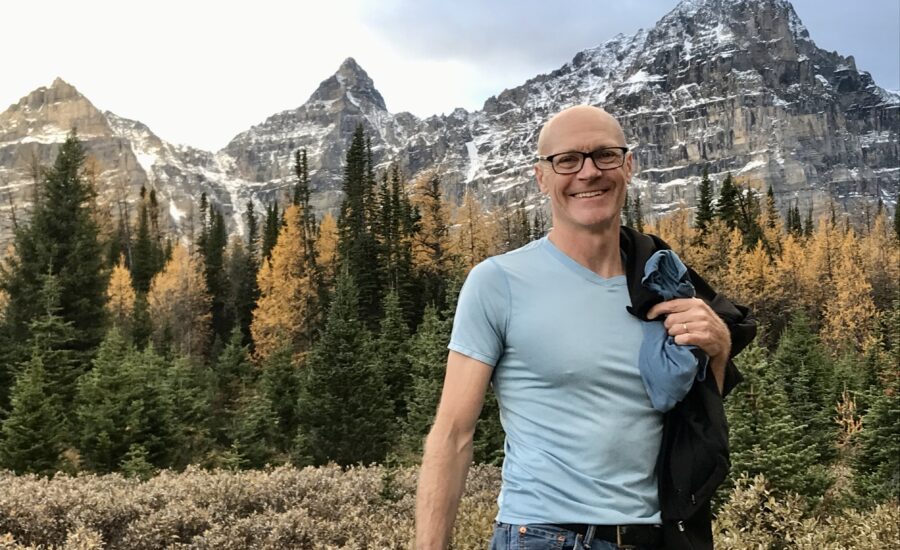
[859,213,900,311]
[147,243,211,358]
[251,205,317,361]
[821,228,878,353]
[451,190,498,271]
[106,255,136,333]
[652,204,698,267]
[409,170,454,274]
[800,215,841,322]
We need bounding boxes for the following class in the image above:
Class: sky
[2,0,897,152]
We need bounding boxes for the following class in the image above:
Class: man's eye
[596,150,619,160]
[555,154,581,166]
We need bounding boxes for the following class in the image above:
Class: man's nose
[576,155,602,179]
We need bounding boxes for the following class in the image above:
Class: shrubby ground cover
[0,465,897,549]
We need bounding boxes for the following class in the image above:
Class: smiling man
[415,105,755,550]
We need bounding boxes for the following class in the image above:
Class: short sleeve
[448,259,510,367]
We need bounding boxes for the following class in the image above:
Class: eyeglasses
[536,147,629,175]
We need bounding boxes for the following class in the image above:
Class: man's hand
[647,297,731,392]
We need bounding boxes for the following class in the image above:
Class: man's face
[534,108,633,234]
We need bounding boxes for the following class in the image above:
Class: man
[415,105,751,550]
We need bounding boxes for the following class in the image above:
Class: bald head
[537,105,627,156]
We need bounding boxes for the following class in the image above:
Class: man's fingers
[647,298,699,319]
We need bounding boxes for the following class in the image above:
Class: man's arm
[416,350,494,550]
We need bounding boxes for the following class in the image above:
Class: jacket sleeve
[687,266,757,398]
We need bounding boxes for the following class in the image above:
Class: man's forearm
[415,427,474,550]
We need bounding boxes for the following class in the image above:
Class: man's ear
[624,150,635,181]
[535,163,548,194]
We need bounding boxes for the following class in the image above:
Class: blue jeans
[488,522,658,550]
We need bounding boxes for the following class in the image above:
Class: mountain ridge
[1,0,897,248]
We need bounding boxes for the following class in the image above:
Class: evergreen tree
[764,184,778,229]
[0,353,63,475]
[399,304,449,462]
[260,344,301,455]
[200,206,230,344]
[854,377,900,502]
[716,172,739,230]
[803,204,814,237]
[374,290,412,417]
[165,355,213,468]
[623,191,633,228]
[131,189,160,293]
[295,268,392,466]
[695,165,715,234]
[726,344,831,500]
[338,125,383,329]
[26,271,81,414]
[209,327,254,447]
[0,132,108,370]
[772,311,836,461]
[230,387,278,468]
[894,203,900,242]
[75,329,173,472]
[223,239,257,348]
[260,202,281,261]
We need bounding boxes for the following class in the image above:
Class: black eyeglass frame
[536,146,630,175]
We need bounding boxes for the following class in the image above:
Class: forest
[0,127,897,548]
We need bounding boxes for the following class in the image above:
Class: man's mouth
[570,189,608,198]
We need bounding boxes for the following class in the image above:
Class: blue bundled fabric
[638,250,708,412]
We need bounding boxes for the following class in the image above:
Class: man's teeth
[572,190,606,198]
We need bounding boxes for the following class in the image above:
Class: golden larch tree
[106,255,136,333]
[147,243,211,358]
[451,190,498,271]
[251,205,317,361]
[821,228,878,353]
[409,170,454,275]
[316,212,339,289]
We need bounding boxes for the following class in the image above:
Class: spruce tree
[209,327,253,446]
[716,172,739,230]
[0,353,63,475]
[230,387,278,468]
[726,344,831,500]
[771,311,836,461]
[632,192,644,233]
[399,304,449,462]
[854,378,900,502]
[260,344,301,455]
[261,203,281,261]
[0,131,107,367]
[295,268,392,466]
[695,165,715,234]
[201,207,230,344]
[338,125,384,329]
[764,184,778,229]
[75,329,174,472]
[374,290,412,417]
[131,189,158,293]
[894,203,900,242]
[804,205,814,237]
[165,355,213,468]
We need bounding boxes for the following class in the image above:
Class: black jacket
[620,226,757,550]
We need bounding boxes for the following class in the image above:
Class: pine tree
[0,351,64,475]
[374,290,412,417]
[854,375,900,502]
[75,329,173,472]
[223,238,257,348]
[398,304,449,462]
[632,192,644,233]
[165,355,213,469]
[338,125,383,329]
[772,311,836,461]
[0,132,108,369]
[894,203,900,242]
[716,172,739,230]
[200,207,230,344]
[695,165,715,234]
[260,344,301,455]
[726,344,831,500]
[229,386,278,468]
[131,189,160,293]
[209,327,254,447]
[295,268,392,466]
[260,202,281,261]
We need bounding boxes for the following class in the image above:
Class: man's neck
[547,223,623,278]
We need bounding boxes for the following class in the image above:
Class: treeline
[0,126,526,478]
[0,127,897,515]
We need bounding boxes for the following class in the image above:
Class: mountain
[1,0,897,249]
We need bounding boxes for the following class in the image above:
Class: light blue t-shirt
[448,236,663,525]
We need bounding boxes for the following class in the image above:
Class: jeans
[488,522,659,550]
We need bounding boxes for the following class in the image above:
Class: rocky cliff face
[1,0,896,249]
